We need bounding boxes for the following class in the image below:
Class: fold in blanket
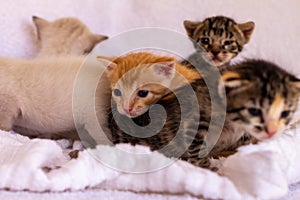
[0,126,300,199]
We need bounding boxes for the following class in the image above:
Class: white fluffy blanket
[1,124,300,199]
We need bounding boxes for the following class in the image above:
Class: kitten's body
[0,56,111,143]
[183,16,254,69]
[10,16,109,139]
[108,58,300,168]
[33,16,108,57]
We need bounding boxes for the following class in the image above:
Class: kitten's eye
[248,108,262,116]
[224,40,234,45]
[137,90,149,98]
[113,89,122,96]
[200,37,210,45]
[281,111,290,118]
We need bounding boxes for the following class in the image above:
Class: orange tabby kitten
[102,52,201,118]
[101,52,201,118]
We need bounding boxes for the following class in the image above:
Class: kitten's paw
[187,157,211,169]
[68,150,80,159]
[0,121,14,132]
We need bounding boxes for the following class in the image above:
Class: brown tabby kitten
[108,59,300,168]
[183,16,255,68]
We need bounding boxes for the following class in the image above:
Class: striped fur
[184,16,255,68]
[223,59,300,140]
[108,59,300,169]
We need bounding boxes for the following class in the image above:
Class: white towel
[1,125,300,199]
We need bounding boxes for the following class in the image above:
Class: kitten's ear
[92,34,109,44]
[96,55,117,62]
[152,62,176,79]
[289,78,300,92]
[183,20,203,38]
[219,71,252,96]
[96,56,117,78]
[32,16,49,40]
[237,21,255,44]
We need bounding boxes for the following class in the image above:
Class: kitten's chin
[250,131,282,141]
[119,108,147,118]
[210,53,233,67]
[202,53,226,68]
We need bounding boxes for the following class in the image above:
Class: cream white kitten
[0,56,111,144]
[33,16,108,57]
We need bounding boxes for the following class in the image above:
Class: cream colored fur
[33,16,108,57]
[0,56,111,143]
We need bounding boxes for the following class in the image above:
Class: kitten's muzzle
[211,50,221,56]
[265,119,279,137]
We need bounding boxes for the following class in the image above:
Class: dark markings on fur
[108,59,300,169]
[183,16,253,70]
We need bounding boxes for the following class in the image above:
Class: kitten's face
[33,16,108,56]
[221,60,300,140]
[184,16,255,67]
[103,57,175,118]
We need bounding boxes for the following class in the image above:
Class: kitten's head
[99,52,200,118]
[33,16,108,56]
[221,60,300,140]
[184,16,255,67]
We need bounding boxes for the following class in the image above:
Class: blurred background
[1,0,299,74]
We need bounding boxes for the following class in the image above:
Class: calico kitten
[222,60,300,140]
[33,16,108,57]
[0,56,111,144]
[107,58,300,168]
[183,16,255,68]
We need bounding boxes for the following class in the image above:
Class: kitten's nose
[124,107,133,114]
[211,43,220,56]
[211,50,220,56]
[265,119,278,137]
[266,130,276,137]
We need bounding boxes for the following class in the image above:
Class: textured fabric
[0,128,299,199]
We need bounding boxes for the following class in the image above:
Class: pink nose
[267,130,276,137]
[124,107,133,114]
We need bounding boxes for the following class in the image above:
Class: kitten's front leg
[0,95,20,131]
[186,156,211,168]
[184,129,211,168]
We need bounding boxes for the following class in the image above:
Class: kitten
[33,16,108,57]
[103,52,201,118]
[108,59,300,168]
[0,56,111,144]
[222,60,300,140]
[183,16,255,68]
